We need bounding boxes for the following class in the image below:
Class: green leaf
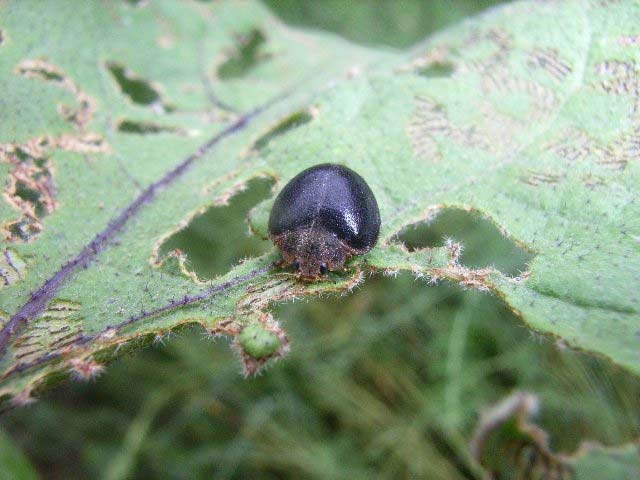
[570,443,640,480]
[470,392,571,479]
[0,428,39,480]
[1,0,639,408]
[471,391,640,480]
[0,0,390,400]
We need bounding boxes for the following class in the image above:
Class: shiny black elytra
[268,163,380,280]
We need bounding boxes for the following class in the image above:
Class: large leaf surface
[0,0,638,417]
[0,0,392,398]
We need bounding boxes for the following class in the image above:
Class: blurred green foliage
[263,0,507,48]
[0,428,38,480]
[2,0,640,478]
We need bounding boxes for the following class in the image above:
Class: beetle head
[273,227,347,280]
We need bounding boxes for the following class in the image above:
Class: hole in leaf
[14,181,47,217]
[3,218,40,242]
[418,61,454,78]
[0,29,5,46]
[217,29,270,80]
[16,59,98,130]
[106,61,162,106]
[116,119,185,135]
[395,208,533,276]
[1,146,56,243]
[159,178,274,279]
[252,110,313,151]
[15,59,67,84]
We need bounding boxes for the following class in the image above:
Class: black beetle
[268,163,380,280]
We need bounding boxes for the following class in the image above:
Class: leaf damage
[521,170,566,186]
[544,125,639,171]
[116,119,189,135]
[1,134,110,242]
[366,242,489,289]
[15,59,97,130]
[11,300,83,366]
[528,48,574,81]
[397,45,456,77]
[217,28,271,80]
[1,145,56,242]
[407,25,576,163]
[0,91,279,369]
[249,107,317,152]
[408,96,491,161]
[152,171,275,281]
[106,61,171,112]
[3,59,109,242]
[595,58,640,116]
[0,249,27,289]
[235,270,364,317]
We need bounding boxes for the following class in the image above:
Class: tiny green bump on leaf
[237,323,281,359]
